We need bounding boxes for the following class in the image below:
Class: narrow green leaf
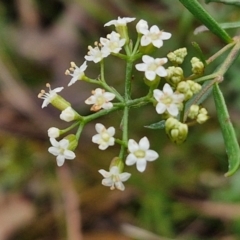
[145,120,165,129]
[192,42,207,66]
[205,0,240,6]
[195,21,240,35]
[213,83,240,176]
[178,0,233,43]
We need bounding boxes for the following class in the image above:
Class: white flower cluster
[38,16,206,191]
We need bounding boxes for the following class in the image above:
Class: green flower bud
[166,66,184,87]
[191,57,204,75]
[110,157,124,172]
[167,48,187,65]
[187,80,202,94]
[165,117,188,144]
[197,107,209,124]
[64,134,78,151]
[188,105,200,119]
[177,81,190,93]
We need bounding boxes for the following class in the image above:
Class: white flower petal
[167,104,179,116]
[145,71,156,81]
[56,156,65,167]
[95,123,104,133]
[63,150,76,159]
[115,181,125,191]
[156,102,167,114]
[126,153,137,165]
[98,169,111,178]
[119,172,131,182]
[128,139,139,152]
[163,83,174,94]
[139,137,150,151]
[136,159,147,172]
[145,150,159,161]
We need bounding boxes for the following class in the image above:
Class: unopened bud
[191,57,204,75]
[165,117,188,144]
[166,66,184,87]
[188,105,200,119]
[64,134,78,151]
[167,48,187,65]
[48,127,60,138]
[60,107,82,122]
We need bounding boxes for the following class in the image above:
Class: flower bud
[165,117,188,144]
[64,134,78,151]
[60,106,82,122]
[110,157,124,172]
[48,127,60,138]
[187,80,202,94]
[188,105,200,119]
[167,48,187,65]
[191,57,204,75]
[177,81,189,93]
[197,108,209,124]
[165,66,184,87]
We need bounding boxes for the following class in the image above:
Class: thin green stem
[206,41,235,65]
[100,60,106,83]
[61,122,80,134]
[125,61,134,100]
[76,122,85,140]
[119,106,129,160]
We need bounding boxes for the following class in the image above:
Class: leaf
[213,83,240,177]
[145,120,165,129]
[205,0,240,6]
[192,42,207,66]
[194,21,240,35]
[178,0,233,43]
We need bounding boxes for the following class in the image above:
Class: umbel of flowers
[38,17,209,191]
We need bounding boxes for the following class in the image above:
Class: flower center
[101,132,110,141]
[134,150,145,158]
[148,63,157,71]
[96,96,106,105]
[162,95,173,105]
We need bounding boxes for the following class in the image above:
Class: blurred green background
[1,0,240,239]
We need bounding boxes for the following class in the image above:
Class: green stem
[206,41,235,65]
[119,106,129,160]
[125,61,134,100]
[76,122,85,140]
[61,122,80,134]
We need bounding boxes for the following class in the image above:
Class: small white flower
[60,106,75,122]
[153,83,184,116]
[104,17,136,27]
[48,127,60,138]
[38,83,64,108]
[135,55,168,81]
[140,25,171,48]
[92,123,115,150]
[99,166,131,191]
[85,45,109,63]
[48,138,76,166]
[100,31,126,54]
[126,137,159,172]
[136,19,149,34]
[65,61,87,86]
[85,88,115,111]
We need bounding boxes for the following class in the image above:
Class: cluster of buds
[188,105,209,124]
[38,17,209,191]
[165,117,188,144]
